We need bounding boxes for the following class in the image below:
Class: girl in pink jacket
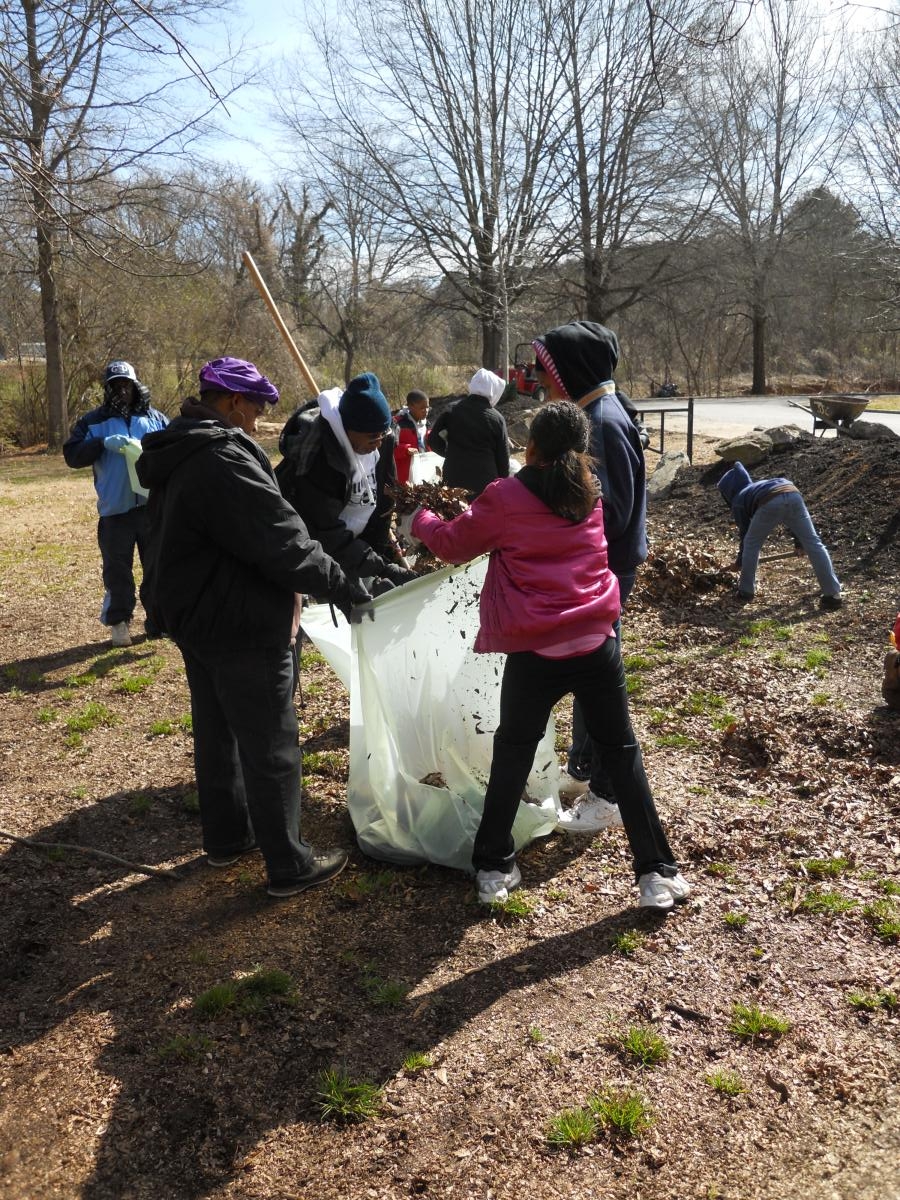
[412,402,689,910]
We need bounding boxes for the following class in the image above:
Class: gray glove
[333,578,374,624]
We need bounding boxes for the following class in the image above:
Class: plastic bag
[120,438,149,498]
[300,558,562,869]
[409,451,443,485]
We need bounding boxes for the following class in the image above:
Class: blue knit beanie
[338,372,392,433]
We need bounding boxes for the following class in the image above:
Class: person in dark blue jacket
[717,462,842,609]
[531,321,647,833]
[63,361,168,646]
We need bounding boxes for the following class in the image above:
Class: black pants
[569,570,635,794]
[473,639,677,880]
[179,641,315,888]
[97,507,149,626]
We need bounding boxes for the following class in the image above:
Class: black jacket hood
[137,417,238,490]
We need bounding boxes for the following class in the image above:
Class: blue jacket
[718,463,797,560]
[64,404,168,516]
[583,391,648,577]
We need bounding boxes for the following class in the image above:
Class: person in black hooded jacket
[531,320,648,833]
[137,357,369,899]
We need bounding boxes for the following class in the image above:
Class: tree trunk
[35,215,67,449]
[583,251,608,324]
[751,284,767,395]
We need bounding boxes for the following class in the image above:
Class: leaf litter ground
[0,431,897,1200]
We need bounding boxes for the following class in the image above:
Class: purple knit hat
[198,357,280,404]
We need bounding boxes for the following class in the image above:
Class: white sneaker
[110,621,131,647]
[476,864,522,905]
[558,769,590,799]
[556,791,623,833]
[638,872,691,910]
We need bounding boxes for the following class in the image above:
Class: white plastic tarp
[300,559,562,870]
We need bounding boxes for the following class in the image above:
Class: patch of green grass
[683,690,727,716]
[803,856,850,880]
[798,888,856,916]
[705,1069,747,1097]
[654,732,698,749]
[728,1002,790,1043]
[711,711,738,731]
[302,749,346,775]
[65,702,116,735]
[878,879,900,897]
[69,785,88,800]
[724,912,748,929]
[768,649,793,669]
[546,1106,596,1149]
[116,674,153,695]
[862,900,900,941]
[622,653,655,671]
[361,972,408,1008]
[299,648,326,669]
[846,989,898,1013]
[528,1025,546,1044]
[65,672,97,689]
[625,675,645,698]
[159,1033,213,1062]
[401,1051,433,1073]
[37,706,57,725]
[316,1068,382,1123]
[129,793,152,816]
[179,713,193,733]
[489,890,533,919]
[148,720,174,737]
[588,1086,653,1138]
[182,789,200,814]
[335,870,400,902]
[194,967,297,1018]
[617,1025,669,1068]
[706,862,736,880]
[750,947,766,959]
[810,691,830,706]
[546,887,568,901]
[193,982,237,1017]
[803,648,832,670]
[610,930,643,956]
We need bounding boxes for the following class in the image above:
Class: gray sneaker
[476,864,522,905]
[110,620,131,647]
[638,872,691,909]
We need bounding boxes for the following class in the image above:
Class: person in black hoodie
[531,321,648,833]
[137,357,370,898]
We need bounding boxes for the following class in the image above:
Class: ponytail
[527,402,599,522]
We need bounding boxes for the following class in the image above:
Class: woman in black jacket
[427,368,510,498]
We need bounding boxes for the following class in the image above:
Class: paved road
[636,395,900,443]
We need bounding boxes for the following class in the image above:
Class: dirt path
[0,441,897,1200]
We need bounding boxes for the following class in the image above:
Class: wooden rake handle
[241,251,319,396]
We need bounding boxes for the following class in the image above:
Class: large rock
[647,450,691,498]
[846,421,899,441]
[504,407,540,449]
[714,432,774,465]
[764,423,814,447]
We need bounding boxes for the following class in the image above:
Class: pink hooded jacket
[411,475,620,654]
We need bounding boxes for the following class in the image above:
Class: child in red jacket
[393,389,430,484]
[412,402,689,910]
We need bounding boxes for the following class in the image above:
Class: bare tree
[684,0,845,393]
[0,0,238,446]
[553,0,715,323]
[281,0,571,372]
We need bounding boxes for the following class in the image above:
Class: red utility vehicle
[507,343,547,403]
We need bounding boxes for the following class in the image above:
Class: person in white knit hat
[427,368,510,498]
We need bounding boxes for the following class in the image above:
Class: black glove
[333,579,374,624]
[370,577,396,597]
[379,560,418,587]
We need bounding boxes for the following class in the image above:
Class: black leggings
[472,639,677,880]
